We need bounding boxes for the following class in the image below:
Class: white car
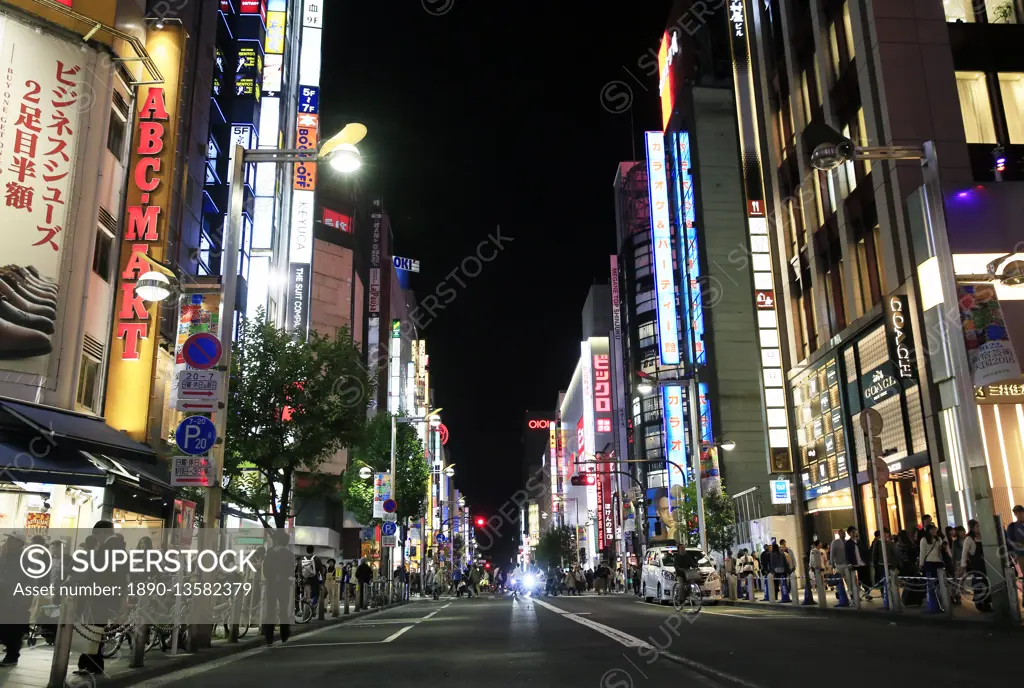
[641,545,722,604]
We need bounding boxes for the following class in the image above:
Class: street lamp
[132,123,367,530]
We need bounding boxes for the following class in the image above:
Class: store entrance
[862,465,935,535]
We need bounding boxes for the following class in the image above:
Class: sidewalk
[721,580,1010,627]
[0,607,383,688]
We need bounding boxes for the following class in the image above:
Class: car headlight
[524,574,536,588]
[663,571,676,581]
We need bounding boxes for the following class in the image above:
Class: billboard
[265,11,286,54]
[294,114,318,191]
[678,132,705,365]
[0,18,88,376]
[581,341,597,507]
[645,132,681,366]
[321,207,352,232]
[663,385,687,493]
[658,30,679,130]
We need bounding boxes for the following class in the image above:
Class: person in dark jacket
[261,530,295,645]
[0,535,30,666]
[768,543,790,597]
[758,545,772,592]
[75,520,122,676]
[355,558,373,607]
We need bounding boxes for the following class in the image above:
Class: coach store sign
[884,295,917,382]
[861,363,900,409]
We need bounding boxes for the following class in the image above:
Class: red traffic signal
[570,474,597,486]
[484,562,491,569]
[474,516,486,527]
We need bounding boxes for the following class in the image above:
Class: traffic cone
[780,576,791,603]
[925,577,941,613]
[835,575,850,607]
[762,576,770,601]
[802,577,814,605]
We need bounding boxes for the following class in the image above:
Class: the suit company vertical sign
[367,200,383,410]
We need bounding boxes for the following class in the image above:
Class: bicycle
[671,578,703,614]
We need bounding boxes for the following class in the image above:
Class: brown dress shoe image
[0,299,54,334]
[0,317,51,359]
[5,266,57,295]
[0,278,55,320]
[0,270,57,308]
[0,272,56,311]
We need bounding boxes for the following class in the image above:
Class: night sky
[322,2,671,560]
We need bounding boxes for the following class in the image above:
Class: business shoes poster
[0,17,87,375]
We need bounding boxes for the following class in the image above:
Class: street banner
[958,283,1022,386]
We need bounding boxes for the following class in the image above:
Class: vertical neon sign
[663,385,687,488]
[679,132,706,365]
[646,132,681,366]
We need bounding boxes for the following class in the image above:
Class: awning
[0,397,158,464]
[0,441,108,487]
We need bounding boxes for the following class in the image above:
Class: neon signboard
[299,85,319,114]
[678,132,705,365]
[662,385,687,489]
[645,131,681,366]
[594,354,612,433]
[658,30,679,130]
[265,11,286,54]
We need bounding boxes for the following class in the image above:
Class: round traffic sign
[382,498,397,513]
[381,521,397,536]
[435,533,447,544]
[182,333,222,370]
[175,416,217,456]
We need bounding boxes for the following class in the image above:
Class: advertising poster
[958,284,1022,386]
[372,472,392,518]
[646,486,673,544]
[0,17,88,376]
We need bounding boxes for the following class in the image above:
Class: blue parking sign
[175,416,217,456]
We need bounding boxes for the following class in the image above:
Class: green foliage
[223,309,371,528]
[704,484,737,554]
[535,526,577,568]
[340,412,429,525]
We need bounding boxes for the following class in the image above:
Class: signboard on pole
[770,478,792,504]
[372,472,392,518]
[172,456,214,487]
[382,512,398,523]
[173,370,222,412]
[382,535,397,547]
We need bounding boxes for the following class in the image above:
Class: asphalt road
[132,592,1019,688]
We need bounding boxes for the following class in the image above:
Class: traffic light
[475,516,485,528]
[570,474,597,486]
[484,561,491,570]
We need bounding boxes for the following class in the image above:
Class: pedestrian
[869,528,896,600]
[723,549,736,583]
[1006,505,1024,606]
[355,557,373,607]
[737,548,755,597]
[75,520,122,676]
[843,526,868,596]
[0,535,30,666]
[758,544,772,593]
[585,568,594,591]
[808,540,824,592]
[259,530,294,645]
[769,542,789,598]
[298,546,325,610]
[631,564,641,596]
[467,566,480,598]
[961,519,992,612]
[564,567,576,596]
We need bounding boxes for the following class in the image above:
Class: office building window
[76,355,101,413]
[783,198,803,259]
[824,263,846,336]
[106,111,126,163]
[985,0,1016,23]
[842,2,856,60]
[855,234,882,315]
[856,108,872,175]
[945,0,975,21]
[998,73,1024,144]
[956,71,998,143]
[841,124,857,195]
[812,171,825,227]
[801,70,813,123]
[92,227,114,283]
[829,23,842,81]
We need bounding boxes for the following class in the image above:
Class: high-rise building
[718,0,1024,562]
[0,0,221,531]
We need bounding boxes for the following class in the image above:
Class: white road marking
[383,625,414,642]
[532,598,762,688]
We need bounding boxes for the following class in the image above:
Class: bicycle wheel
[101,633,125,659]
[672,582,684,612]
[294,601,313,624]
[687,583,703,614]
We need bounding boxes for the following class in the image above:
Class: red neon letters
[117,87,167,360]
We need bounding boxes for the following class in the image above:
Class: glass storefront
[793,321,936,543]
[975,379,1024,522]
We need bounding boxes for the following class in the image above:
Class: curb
[94,605,394,687]
[717,596,1019,630]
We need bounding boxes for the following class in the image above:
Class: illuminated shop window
[998,73,1024,144]
[955,71,997,143]
[984,0,1016,23]
[944,0,975,22]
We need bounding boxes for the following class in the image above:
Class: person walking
[961,519,992,612]
[844,527,868,597]
[74,521,123,676]
[355,557,373,608]
[261,529,295,646]
[758,544,772,592]
[299,546,325,610]
[564,567,577,596]
[808,540,824,596]
[769,543,789,598]
[452,564,464,597]
[736,549,755,597]
[0,535,30,666]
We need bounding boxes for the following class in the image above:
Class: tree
[535,526,577,568]
[339,412,429,525]
[704,484,737,555]
[222,310,371,528]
